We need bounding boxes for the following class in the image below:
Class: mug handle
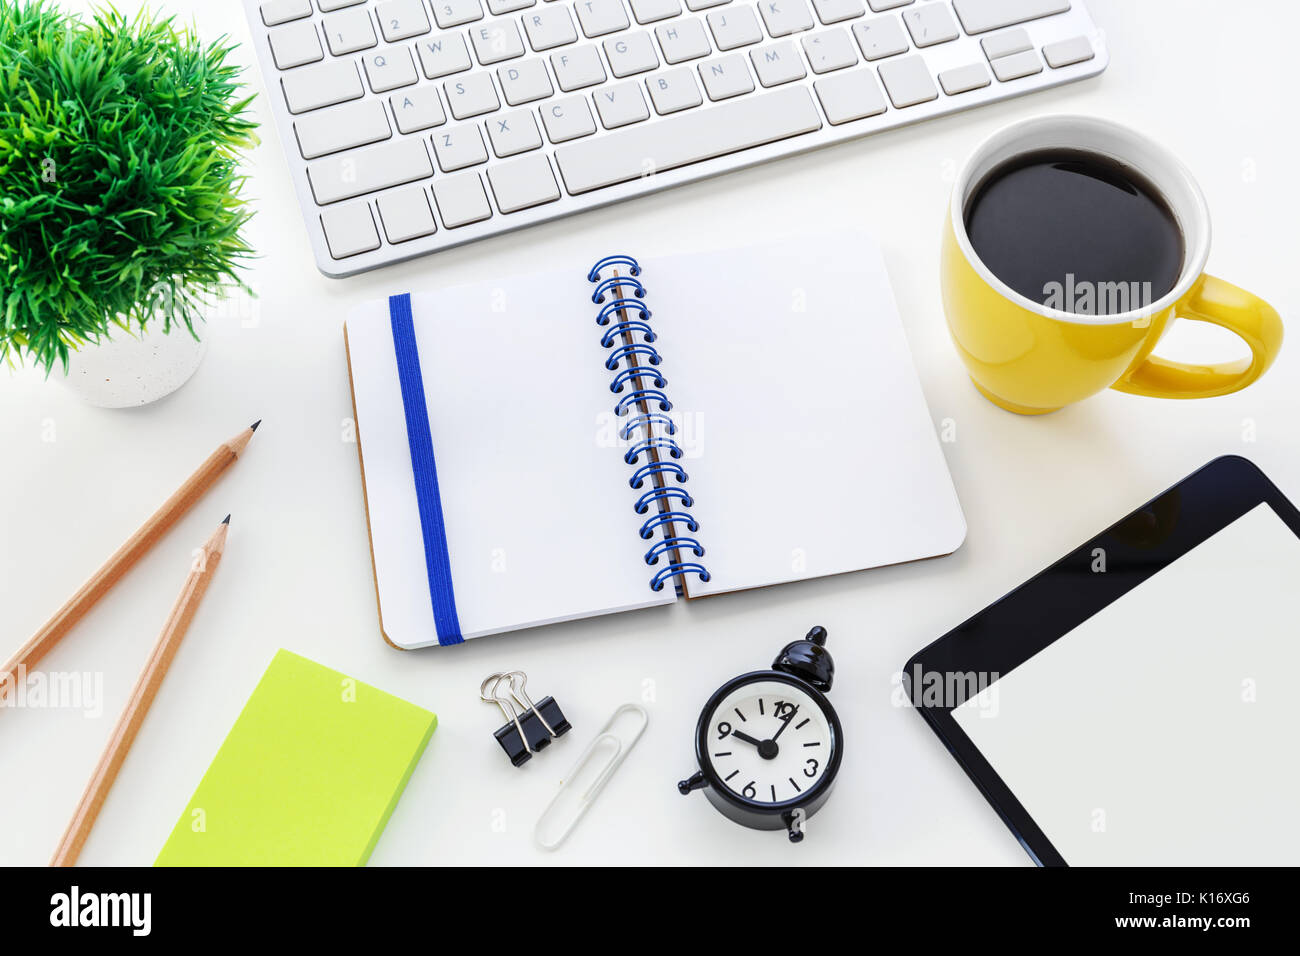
[1113,274,1283,400]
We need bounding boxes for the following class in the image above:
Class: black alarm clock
[678,627,842,842]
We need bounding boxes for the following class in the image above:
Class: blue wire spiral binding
[624,437,683,465]
[591,275,646,303]
[645,537,705,566]
[610,365,667,393]
[601,321,656,347]
[651,563,711,592]
[621,413,676,440]
[614,389,671,416]
[638,511,699,539]
[597,299,650,326]
[587,255,641,281]
[634,486,694,514]
[629,461,689,489]
[590,255,709,594]
[606,343,661,371]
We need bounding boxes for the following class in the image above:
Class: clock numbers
[706,681,833,805]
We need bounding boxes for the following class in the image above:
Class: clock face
[702,678,835,807]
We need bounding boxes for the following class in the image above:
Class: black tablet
[906,456,1300,866]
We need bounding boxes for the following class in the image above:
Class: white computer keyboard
[243,0,1107,276]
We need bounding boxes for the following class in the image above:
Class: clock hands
[730,729,764,748]
[771,703,800,743]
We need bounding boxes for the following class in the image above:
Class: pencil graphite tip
[250,419,262,432]
[222,514,231,525]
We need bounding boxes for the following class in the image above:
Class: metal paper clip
[481,671,571,767]
[534,703,649,850]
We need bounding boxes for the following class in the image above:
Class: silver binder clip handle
[534,703,649,850]
[480,673,532,754]
[505,669,557,739]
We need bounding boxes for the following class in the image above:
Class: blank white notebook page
[646,234,966,597]
[347,282,673,649]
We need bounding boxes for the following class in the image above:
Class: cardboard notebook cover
[155,649,436,866]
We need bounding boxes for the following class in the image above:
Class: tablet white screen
[953,502,1300,865]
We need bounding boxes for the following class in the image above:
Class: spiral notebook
[344,233,965,649]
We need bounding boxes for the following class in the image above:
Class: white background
[1,0,1297,866]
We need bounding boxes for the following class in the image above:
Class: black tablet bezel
[904,455,1300,867]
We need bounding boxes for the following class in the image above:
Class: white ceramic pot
[60,319,207,408]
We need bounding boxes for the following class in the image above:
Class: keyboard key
[418,34,473,78]
[445,72,501,118]
[952,0,1070,35]
[555,86,821,194]
[433,124,490,170]
[323,10,378,55]
[685,0,730,9]
[269,21,323,69]
[364,48,419,92]
[647,67,703,113]
[487,109,544,156]
[308,139,434,204]
[498,59,554,104]
[981,28,1031,59]
[391,86,448,132]
[750,40,806,86]
[541,95,598,142]
[433,172,493,226]
[758,0,814,38]
[699,53,754,99]
[261,0,312,26]
[852,15,909,60]
[630,0,682,23]
[296,99,391,158]
[551,45,608,90]
[866,0,912,8]
[575,0,632,37]
[432,0,484,27]
[281,60,364,113]
[802,29,858,74]
[604,31,660,77]
[471,21,526,65]
[524,7,579,51]
[877,54,938,106]
[902,3,958,47]
[594,81,651,127]
[318,0,367,9]
[656,18,712,63]
[377,187,438,241]
[488,154,561,211]
[1043,35,1093,68]
[708,7,762,50]
[811,0,864,24]
[488,0,537,12]
[375,0,431,40]
[814,67,886,123]
[939,62,991,94]
[321,202,381,258]
[991,48,1041,80]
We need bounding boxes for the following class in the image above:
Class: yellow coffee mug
[942,115,1283,415]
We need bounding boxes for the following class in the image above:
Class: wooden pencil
[50,516,231,867]
[1,422,257,702]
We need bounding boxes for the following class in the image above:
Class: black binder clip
[480,671,571,767]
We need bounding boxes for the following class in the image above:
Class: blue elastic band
[389,293,464,647]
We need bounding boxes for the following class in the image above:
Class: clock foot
[783,811,805,843]
[677,771,707,795]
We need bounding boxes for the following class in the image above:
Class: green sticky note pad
[156,649,436,867]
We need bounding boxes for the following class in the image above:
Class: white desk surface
[2,0,1296,867]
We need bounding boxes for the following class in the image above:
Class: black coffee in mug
[963,148,1184,316]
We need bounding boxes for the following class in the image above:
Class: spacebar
[554,87,823,195]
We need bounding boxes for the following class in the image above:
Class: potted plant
[0,1,257,407]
